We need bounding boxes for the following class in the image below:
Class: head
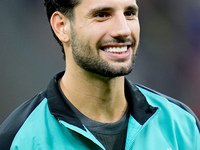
[44,0,140,78]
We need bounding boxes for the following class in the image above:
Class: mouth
[100,46,130,54]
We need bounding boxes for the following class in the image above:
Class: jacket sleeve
[0,93,44,150]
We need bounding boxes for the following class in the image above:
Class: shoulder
[136,84,200,132]
[0,91,46,150]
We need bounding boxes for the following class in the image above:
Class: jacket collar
[124,79,157,125]
[47,72,157,130]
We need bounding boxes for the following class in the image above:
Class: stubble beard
[70,27,137,78]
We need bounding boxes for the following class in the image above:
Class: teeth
[104,46,127,53]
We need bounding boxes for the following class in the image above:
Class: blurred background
[0,0,199,124]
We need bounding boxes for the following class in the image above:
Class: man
[0,0,199,149]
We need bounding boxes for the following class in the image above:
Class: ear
[50,11,70,43]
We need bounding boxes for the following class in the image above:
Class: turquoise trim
[125,116,142,149]
[59,120,105,150]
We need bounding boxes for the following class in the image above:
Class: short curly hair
[44,0,80,58]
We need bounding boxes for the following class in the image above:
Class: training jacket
[0,72,199,150]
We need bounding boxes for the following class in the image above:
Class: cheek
[135,22,141,36]
[130,22,140,40]
[83,24,108,48]
[88,22,108,37]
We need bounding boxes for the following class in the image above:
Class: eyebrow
[86,7,114,17]
[126,5,139,12]
[86,4,139,17]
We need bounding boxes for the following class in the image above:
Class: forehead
[77,0,138,11]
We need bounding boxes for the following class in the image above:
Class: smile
[101,46,130,54]
[101,45,131,60]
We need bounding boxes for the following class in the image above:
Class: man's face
[69,0,140,78]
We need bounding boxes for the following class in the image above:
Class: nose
[110,14,131,38]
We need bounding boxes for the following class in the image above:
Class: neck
[60,69,127,123]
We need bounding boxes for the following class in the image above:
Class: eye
[124,11,135,16]
[124,11,137,19]
[94,12,110,18]
[93,12,111,22]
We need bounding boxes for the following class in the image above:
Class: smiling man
[0,0,199,149]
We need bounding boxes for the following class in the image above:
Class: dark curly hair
[44,0,80,58]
